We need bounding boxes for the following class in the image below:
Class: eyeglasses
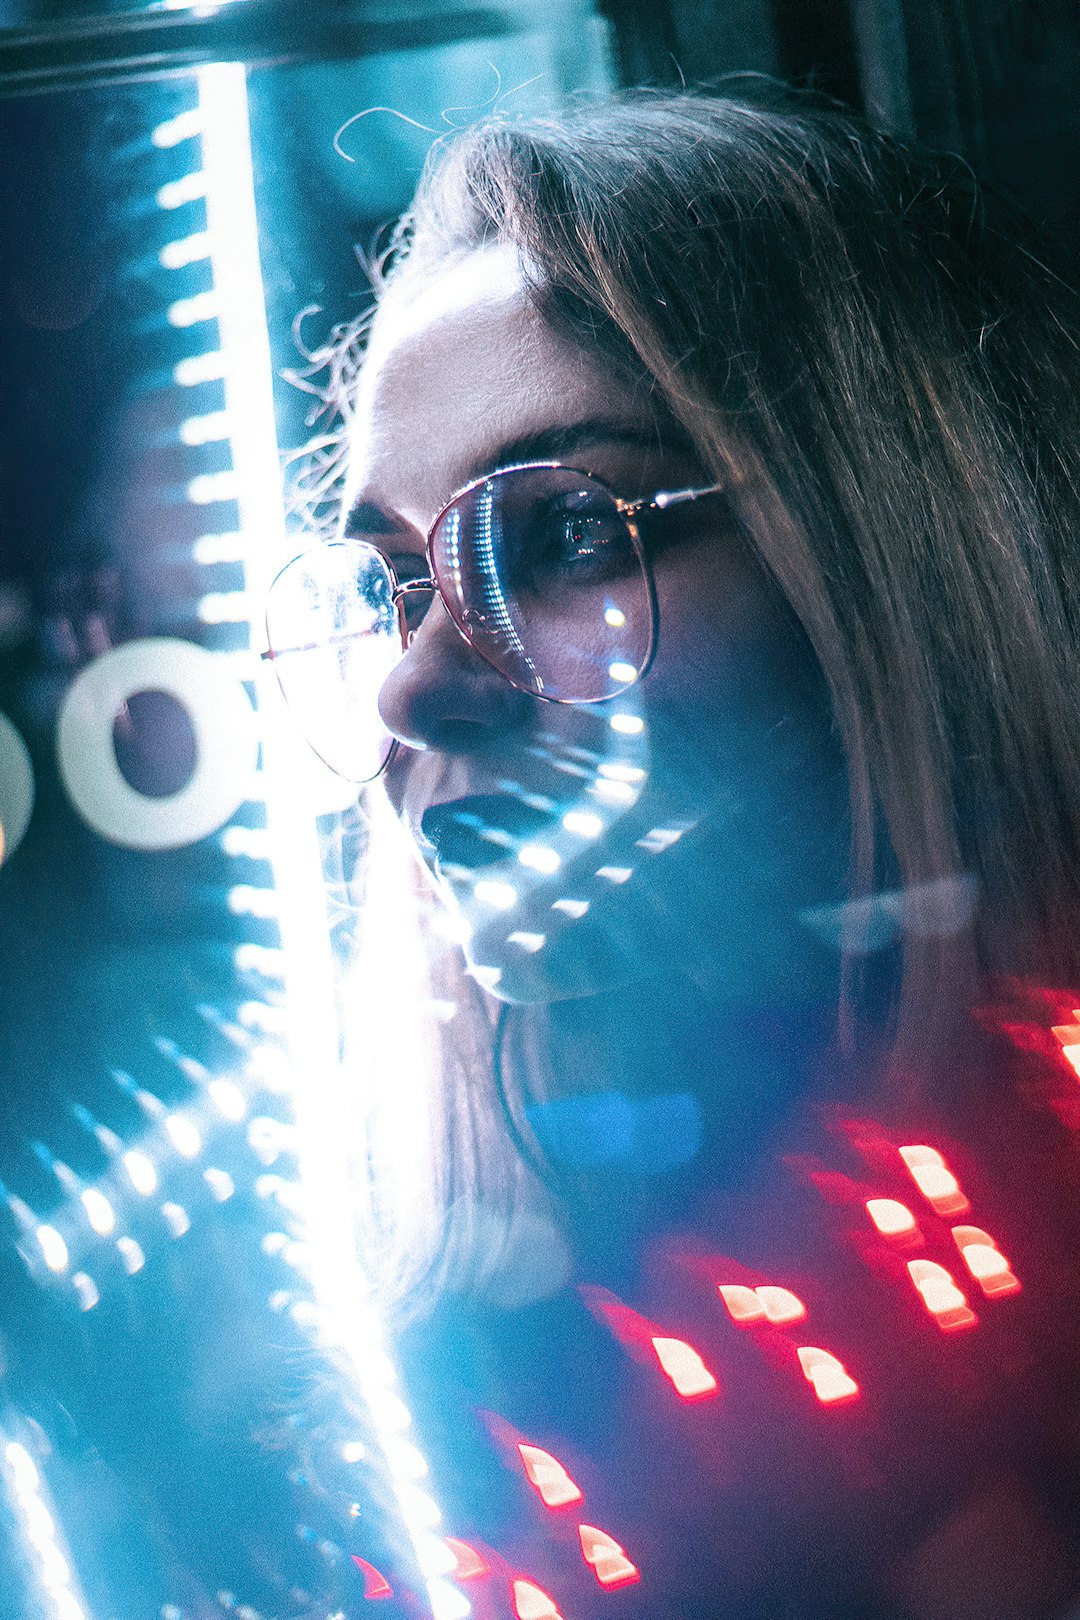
[263,460,730,783]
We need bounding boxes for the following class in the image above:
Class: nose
[378,594,534,753]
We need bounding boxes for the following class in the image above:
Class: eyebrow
[343,415,694,539]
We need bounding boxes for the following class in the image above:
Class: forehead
[343,244,638,532]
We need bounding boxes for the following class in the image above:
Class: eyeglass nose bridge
[391,575,438,648]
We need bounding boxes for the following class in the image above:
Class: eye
[519,491,634,588]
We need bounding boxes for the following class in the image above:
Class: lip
[421,793,557,872]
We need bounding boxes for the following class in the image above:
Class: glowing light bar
[512,1578,564,1620]
[195,60,463,1618]
[609,712,644,734]
[551,897,589,919]
[562,809,604,838]
[578,1524,641,1588]
[596,865,633,884]
[951,1225,1021,1297]
[175,350,226,386]
[906,1259,977,1329]
[160,232,212,271]
[116,1237,144,1274]
[156,171,206,209]
[1051,1021,1080,1080]
[474,878,518,910]
[2,1433,92,1620]
[650,1335,719,1399]
[187,470,239,507]
[865,1197,918,1236]
[517,844,561,874]
[717,1283,766,1323]
[180,409,230,445]
[164,1113,202,1159]
[36,1225,68,1273]
[797,1346,860,1404]
[71,1273,99,1312]
[718,1282,806,1325]
[151,107,202,147]
[898,1144,970,1215]
[608,661,637,683]
[161,1202,191,1238]
[170,286,216,330]
[122,1149,157,1195]
[755,1286,807,1324]
[517,1443,583,1508]
[506,930,546,953]
[80,1188,115,1236]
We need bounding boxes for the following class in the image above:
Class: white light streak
[160,231,212,269]
[180,409,230,444]
[116,1237,145,1274]
[80,1188,115,1236]
[188,469,239,505]
[192,530,245,565]
[161,1202,191,1238]
[71,1273,99,1312]
[175,350,226,386]
[204,1169,236,1202]
[157,170,207,210]
[2,1428,92,1620]
[562,809,604,838]
[164,1113,202,1159]
[473,878,518,910]
[151,108,202,148]
[604,606,626,628]
[609,712,644,736]
[36,1225,68,1273]
[608,659,638,684]
[122,1150,158,1196]
[208,1078,246,1120]
[517,844,561,875]
[196,60,462,1615]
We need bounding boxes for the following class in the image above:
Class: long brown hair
[315,86,1080,1300]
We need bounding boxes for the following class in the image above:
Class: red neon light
[718,1283,767,1323]
[512,1578,564,1619]
[578,1524,641,1588]
[650,1335,718,1399]
[352,1556,392,1599]
[444,1538,488,1580]
[1051,1022,1080,1079]
[898,1145,970,1215]
[517,1444,583,1509]
[907,1259,977,1329]
[796,1346,860,1404]
[951,1225,1021,1297]
[756,1286,807,1325]
[865,1197,918,1236]
[718,1283,805,1325]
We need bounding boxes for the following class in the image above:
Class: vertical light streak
[195,64,463,1618]
[1,1429,92,1620]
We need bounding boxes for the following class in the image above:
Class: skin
[341,242,849,1012]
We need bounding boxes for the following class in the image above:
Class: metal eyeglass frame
[262,459,732,779]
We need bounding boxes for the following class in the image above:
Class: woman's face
[342,244,848,1006]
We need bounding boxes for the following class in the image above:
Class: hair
[310,86,1080,1305]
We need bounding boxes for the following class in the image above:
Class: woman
[271,89,1080,1619]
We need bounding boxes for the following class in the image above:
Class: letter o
[0,710,35,866]
[57,638,258,850]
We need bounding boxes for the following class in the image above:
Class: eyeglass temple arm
[620,480,732,517]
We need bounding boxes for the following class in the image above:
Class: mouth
[420,793,556,874]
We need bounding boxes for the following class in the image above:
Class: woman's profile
[269,88,1080,1619]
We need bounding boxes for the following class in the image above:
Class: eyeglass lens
[430,465,653,702]
[265,467,654,782]
[265,540,402,783]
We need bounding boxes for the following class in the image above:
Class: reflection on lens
[431,465,654,702]
[265,541,401,782]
